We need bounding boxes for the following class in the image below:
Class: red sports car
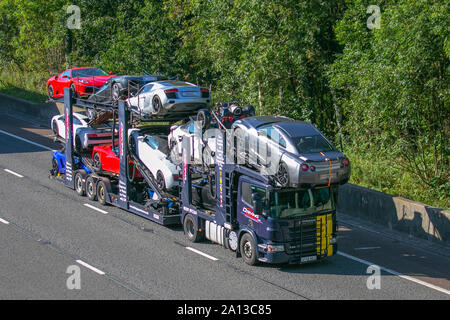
[47,67,116,99]
[92,144,142,178]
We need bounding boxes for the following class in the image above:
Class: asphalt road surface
[0,113,449,300]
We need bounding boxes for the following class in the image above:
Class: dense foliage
[0,0,448,208]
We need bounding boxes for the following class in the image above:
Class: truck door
[237,177,268,236]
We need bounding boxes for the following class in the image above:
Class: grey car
[231,116,350,188]
[127,80,211,118]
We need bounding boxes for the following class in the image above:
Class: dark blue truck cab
[180,131,338,266]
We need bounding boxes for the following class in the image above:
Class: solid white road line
[76,260,106,275]
[0,218,10,225]
[337,251,450,296]
[354,246,381,250]
[4,169,24,178]
[186,247,219,261]
[84,203,108,215]
[0,129,55,151]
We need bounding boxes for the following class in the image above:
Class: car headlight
[78,79,89,84]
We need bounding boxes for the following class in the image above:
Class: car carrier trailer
[51,88,339,266]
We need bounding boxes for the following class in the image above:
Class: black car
[213,101,255,129]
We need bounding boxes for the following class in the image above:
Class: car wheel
[276,162,289,187]
[86,108,97,121]
[70,84,78,98]
[197,109,211,130]
[152,95,162,115]
[156,170,166,191]
[52,121,58,136]
[112,83,120,101]
[93,153,102,172]
[129,137,136,154]
[48,85,55,100]
[74,172,85,196]
[75,136,82,153]
[51,158,59,176]
[240,233,259,266]
[85,176,97,201]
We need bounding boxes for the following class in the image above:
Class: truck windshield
[269,187,334,219]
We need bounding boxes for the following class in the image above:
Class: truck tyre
[184,214,202,243]
[240,233,259,266]
[74,172,85,196]
[85,176,97,201]
[97,180,107,205]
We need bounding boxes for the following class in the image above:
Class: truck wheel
[74,172,85,196]
[184,214,202,243]
[97,180,107,205]
[85,176,97,201]
[240,233,259,266]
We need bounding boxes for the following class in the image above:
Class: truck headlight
[267,244,285,252]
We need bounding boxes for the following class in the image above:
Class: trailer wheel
[240,233,259,266]
[85,176,97,201]
[74,172,85,196]
[97,180,107,205]
[184,214,202,243]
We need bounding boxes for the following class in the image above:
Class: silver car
[231,116,350,188]
[127,80,211,118]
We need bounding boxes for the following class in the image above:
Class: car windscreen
[292,135,335,154]
[269,188,334,219]
[73,68,107,78]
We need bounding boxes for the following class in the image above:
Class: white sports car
[51,113,118,152]
[127,80,210,118]
[128,129,180,191]
[168,120,217,167]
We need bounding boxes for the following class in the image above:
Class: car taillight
[301,163,309,171]
[341,158,349,168]
[200,88,209,93]
[87,134,98,138]
[310,165,316,172]
[164,88,179,93]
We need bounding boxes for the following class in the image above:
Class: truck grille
[283,215,322,258]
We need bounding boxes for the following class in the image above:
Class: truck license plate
[301,256,317,263]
